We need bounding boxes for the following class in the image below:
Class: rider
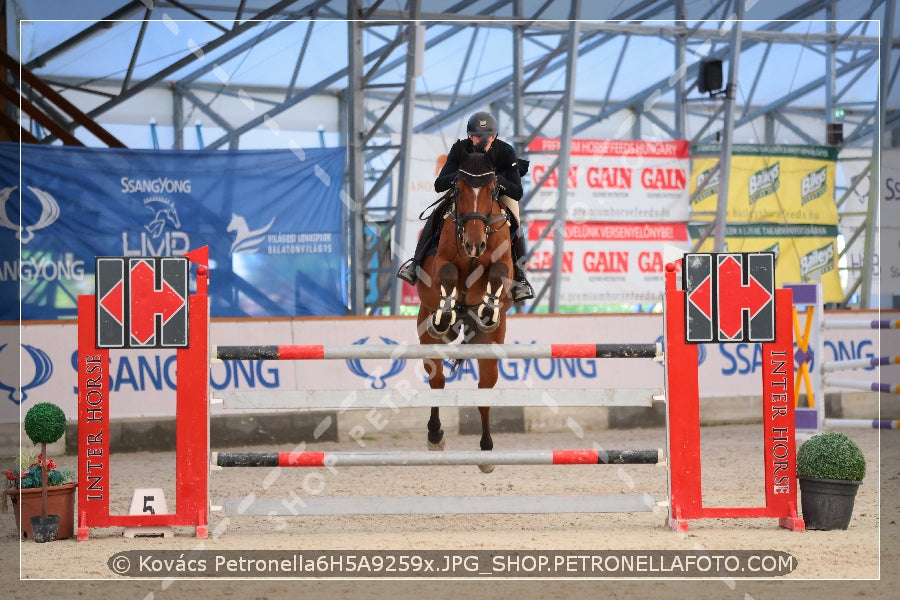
[396,111,535,302]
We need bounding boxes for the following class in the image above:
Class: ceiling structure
[2,0,896,315]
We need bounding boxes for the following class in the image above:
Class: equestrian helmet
[467,111,498,138]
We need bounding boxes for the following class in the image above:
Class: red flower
[4,469,14,481]
[45,459,56,471]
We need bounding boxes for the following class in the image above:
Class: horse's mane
[457,151,494,188]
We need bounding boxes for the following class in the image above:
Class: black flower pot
[29,514,61,543]
[799,477,861,530]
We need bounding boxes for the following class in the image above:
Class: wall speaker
[697,59,723,94]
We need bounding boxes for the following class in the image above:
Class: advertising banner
[690,144,839,224]
[525,138,691,222]
[398,136,693,308]
[0,144,347,320]
[526,221,691,306]
[3,313,895,424]
[881,148,900,295]
[688,223,844,302]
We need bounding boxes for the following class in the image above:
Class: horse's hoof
[428,439,446,451]
[477,316,500,332]
[478,464,495,474]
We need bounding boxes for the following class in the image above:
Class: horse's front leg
[423,357,446,451]
[476,358,498,473]
[475,263,509,332]
[426,263,459,339]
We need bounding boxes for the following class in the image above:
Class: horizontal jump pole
[824,376,900,394]
[213,449,662,468]
[213,494,664,516]
[213,342,662,361]
[212,387,664,410]
[822,355,900,372]
[823,418,900,430]
[823,319,899,330]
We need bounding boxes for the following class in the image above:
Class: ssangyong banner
[0,143,347,320]
[525,138,691,222]
[526,221,691,307]
[4,313,895,424]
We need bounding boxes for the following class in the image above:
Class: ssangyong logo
[800,242,835,279]
[345,337,406,389]
[0,186,60,243]
[0,343,53,404]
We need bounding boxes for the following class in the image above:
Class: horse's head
[452,151,502,259]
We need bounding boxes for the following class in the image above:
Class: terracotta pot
[5,483,77,541]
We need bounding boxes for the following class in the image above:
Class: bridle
[448,172,508,258]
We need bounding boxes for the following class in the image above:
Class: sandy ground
[2,422,898,599]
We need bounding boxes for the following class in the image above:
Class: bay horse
[415,150,515,473]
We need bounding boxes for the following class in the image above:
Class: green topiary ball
[24,402,67,445]
[796,431,866,481]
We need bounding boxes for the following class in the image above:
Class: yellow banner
[689,223,843,302]
[691,144,839,224]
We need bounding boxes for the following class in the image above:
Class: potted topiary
[796,431,867,530]
[2,402,74,542]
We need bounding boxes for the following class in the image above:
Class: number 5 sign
[683,252,775,343]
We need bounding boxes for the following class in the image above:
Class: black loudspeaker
[697,59,723,94]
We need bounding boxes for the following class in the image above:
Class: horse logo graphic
[0,343,53,405]
[0,186,60,243]
[144,196,181,238]
[228,213,275,254]
[346,337,406,389]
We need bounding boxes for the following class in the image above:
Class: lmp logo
[143,196,181,238]
[345,337,406,389]
[228,213,275,254]
[0,343,53,404]
[0,186,60,243]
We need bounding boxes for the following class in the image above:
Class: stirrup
[397,259,419,285]
[512,271,534,302]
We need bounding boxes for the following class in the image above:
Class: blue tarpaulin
[0,144,347,320]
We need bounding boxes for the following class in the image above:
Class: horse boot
[511,233,535,302]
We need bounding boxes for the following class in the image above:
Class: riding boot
[511,232,535,302]
[397,211,438,284]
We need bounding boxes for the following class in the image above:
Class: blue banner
[0,144,347,320]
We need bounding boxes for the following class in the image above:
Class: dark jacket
[434,138,523,201]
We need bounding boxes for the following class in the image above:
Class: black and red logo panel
[95,257,189,349]
[682,252,775,344]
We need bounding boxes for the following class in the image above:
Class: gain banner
[0,144,347,320]
[526,138,690,222]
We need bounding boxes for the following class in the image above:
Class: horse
[414,150,515,473]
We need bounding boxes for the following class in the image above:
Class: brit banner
[525,138,691,222]
[0,144,347,320]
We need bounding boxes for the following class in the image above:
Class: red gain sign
[640,168,686,190]
[587,167,631,189]
[528,250,574,273]
[532,164,578,189]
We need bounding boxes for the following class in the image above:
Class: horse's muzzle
[464,240,487,258]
